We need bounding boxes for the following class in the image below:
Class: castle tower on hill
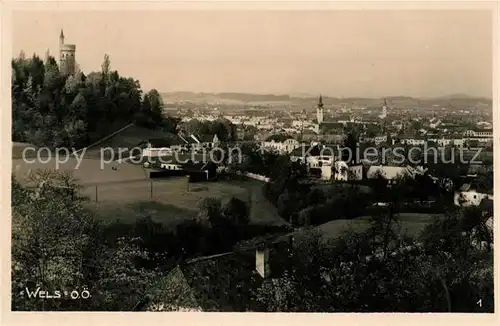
[59,29,76,75]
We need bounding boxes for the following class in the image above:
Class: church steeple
[59,29,65,45]
[316,94,324,125]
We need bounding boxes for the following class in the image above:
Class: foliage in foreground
[12,170,493,312]
[253,207,493,312]
[11,171,253,311]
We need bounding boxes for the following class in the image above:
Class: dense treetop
[12,52,176,149]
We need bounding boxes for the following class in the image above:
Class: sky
[13,10,493,98]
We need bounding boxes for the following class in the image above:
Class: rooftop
[144,244,291,312]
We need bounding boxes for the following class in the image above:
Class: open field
[86,178,287,227]
[13,158,149,185]
[83,177,247,205]
[13,151,445,240]
[94,200,196,226]
[13,152,286,227]
[289,213,444,242]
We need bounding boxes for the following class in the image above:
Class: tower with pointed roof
[316,94,324,124]
[59,29,76,75]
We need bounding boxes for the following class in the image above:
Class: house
[450,137,466,147]
[399,137,426,146]
[159,162,184,171]
[308,155,335,169]
[189,133,220,151]
[290,144,335,172]
[290,144,322,164]
[322,159,415,183]
[148,156,219,181]
[454,183,493,207]
[429,117,442,129]
[476,121,493,130]
[320,165,332,181]
[142,137,186,157]
[374,135,388,145]
[281,138,301,153]
[261,135,300,154]
[392,120,404,131]
[362,134,388,145]
[332,160,349,181]
[464,128,493,138]
[319,159,372,182]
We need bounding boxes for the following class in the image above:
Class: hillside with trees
[12,52,178,149]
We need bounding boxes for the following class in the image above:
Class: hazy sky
[13,10,492,98]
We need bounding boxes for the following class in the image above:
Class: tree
[12,171,164,311]
[220,197,249,227]
[253,203,493,312]
[195,197,222,228]
[254,271,298,312]
[90,237,162,311]
[12,171,100,310]
[162,116,181,133]
[211,118,237,141]
[101,54,111,80]
[342,130,359,164]
[178,119,204,136]
[143,89,164,122]
[11,50,158,148]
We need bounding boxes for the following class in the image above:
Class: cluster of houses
[181,97,493,153]
[142,133,220,157]
[395,127,493,148]
[138,121,492,206]
[286,143,427,183]
[259,135,492,208]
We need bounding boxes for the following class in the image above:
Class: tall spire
[59,29,65,44]
[316,94,324,125]
[383,98,387,107]
[318,94,324,108]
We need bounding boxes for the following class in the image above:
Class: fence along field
[12,152,288,226]
[80,177,250,225]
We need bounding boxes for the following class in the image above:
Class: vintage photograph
[10,8,494,312]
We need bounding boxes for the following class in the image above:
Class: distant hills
[162,92,290,103]
[161,91,492,109]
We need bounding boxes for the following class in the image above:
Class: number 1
[477,299,482,307]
